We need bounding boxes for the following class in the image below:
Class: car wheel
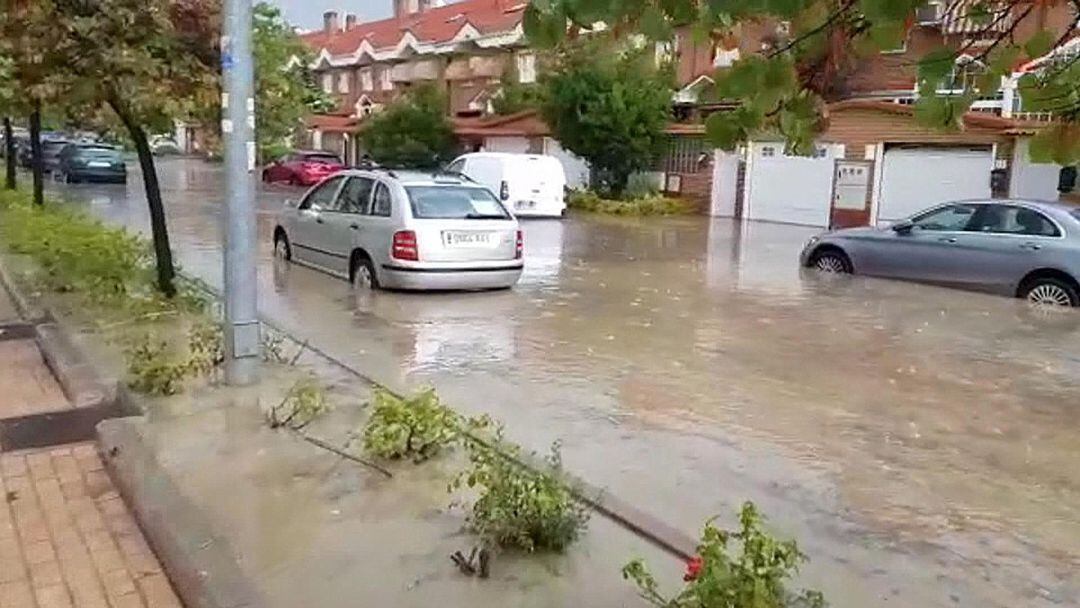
[351,255,379,290]
[810,249,852,274]
[1021,277,1079,308]
[274,233,292,262]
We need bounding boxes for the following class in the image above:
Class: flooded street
[53,158,1079,607]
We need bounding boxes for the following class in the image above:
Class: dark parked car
[262,150,344,186]
[41,139,72,174]
[802,199,1080,307]
[55,143,127,184]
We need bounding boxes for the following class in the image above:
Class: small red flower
[683,556,703,582]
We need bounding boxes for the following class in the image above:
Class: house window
[516,53,537,84]
[337,71,350,94]
[360,69,373,92]
[379,68,393,91]
[321,72,333,93]
[760,146,776,157]
[655,37,678,66]
[712,46,740,68]
[943,59,987,92]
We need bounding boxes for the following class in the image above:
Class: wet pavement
[48,158,1080,607]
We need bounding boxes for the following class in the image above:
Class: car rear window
[405,186,511,220]
[77,146,120,159]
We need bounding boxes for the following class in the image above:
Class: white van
[447,152,567,218]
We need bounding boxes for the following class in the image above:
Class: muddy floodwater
[52,158,1080,607]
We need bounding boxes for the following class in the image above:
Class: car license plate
[515,200,536,209]
[87,161,111,168]
[443,231,494,247]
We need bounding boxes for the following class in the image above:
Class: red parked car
[262,150,344,186]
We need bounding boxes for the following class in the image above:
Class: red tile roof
[301,0,525,56]
[306,114,360,132]
[453,110,549,136]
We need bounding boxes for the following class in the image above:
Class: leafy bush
[124,334,190,396]
[362,389,487,462]
[625,173,662,199]
[359,83,457,169]
[267,378,330,430]
[567,191,694,216]
[185,319,224,377]
[0,193,149,302]
[622,502,826,608]
[451,437,588,552]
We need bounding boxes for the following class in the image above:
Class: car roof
[335,168,482,187]
[459,152,556,162]
[295,149,340,156]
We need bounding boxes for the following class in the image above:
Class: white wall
[484,136,530,154]
[709,150,739,217]
[1009,137,1061,201]
[745,142,842,227]
[542,137,590,189]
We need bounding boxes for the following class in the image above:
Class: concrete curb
[0,254,44,322]
[35,322,117,409]
[98,418,264,608]
[0,254,127,451]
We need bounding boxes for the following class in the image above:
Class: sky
[270,0,393,32]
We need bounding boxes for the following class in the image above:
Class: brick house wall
[821,105,1008,160]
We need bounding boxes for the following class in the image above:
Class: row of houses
[298,0,1079,228]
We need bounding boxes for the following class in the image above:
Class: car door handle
[349,223,360,230]
[315,216,324,224]
[1020,242,1042,251]
[938,237,957,244]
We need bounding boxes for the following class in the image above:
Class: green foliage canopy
[540,42,673,197]
[359,83,457,168]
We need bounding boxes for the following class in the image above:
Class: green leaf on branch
[1028,124,1080,166]
[523,3,567,49]
[639,5,672,41]
[1024,29,1056,62]
[917,48,958,92]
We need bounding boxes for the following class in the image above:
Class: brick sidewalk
[0,443,181,608]
[0,340,68,419]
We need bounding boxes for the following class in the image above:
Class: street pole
[222,0,259,385]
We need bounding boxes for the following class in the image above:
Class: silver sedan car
[273,169,523,291]
[801,199,1080,307]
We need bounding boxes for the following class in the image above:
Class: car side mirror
[892,221,914,235]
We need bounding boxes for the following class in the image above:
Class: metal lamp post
[222,0,259,385]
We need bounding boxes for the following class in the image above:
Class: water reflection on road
[53,159,1080,607]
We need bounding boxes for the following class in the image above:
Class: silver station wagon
[273,169,523,291]
[801,199,1080,307]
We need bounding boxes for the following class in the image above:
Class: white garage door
[878,146,992,222]
[745,142,842,227]
[543,137,590,189]
[484,136,530,154]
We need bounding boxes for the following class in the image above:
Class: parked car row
[3,132,128,184]
[264,151,568,218]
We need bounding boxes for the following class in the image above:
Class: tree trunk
[29,104,43,206]
[108,97,176,297]
[3,117,15,190]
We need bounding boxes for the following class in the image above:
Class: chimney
[323,11,339,33]
[394,0,430,18]
[345,14,358,30]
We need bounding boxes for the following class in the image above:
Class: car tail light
[515,229,523,259]
[392,230,419,261]
[500,180,509,201]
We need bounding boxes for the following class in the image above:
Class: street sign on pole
[222,0,259,385]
